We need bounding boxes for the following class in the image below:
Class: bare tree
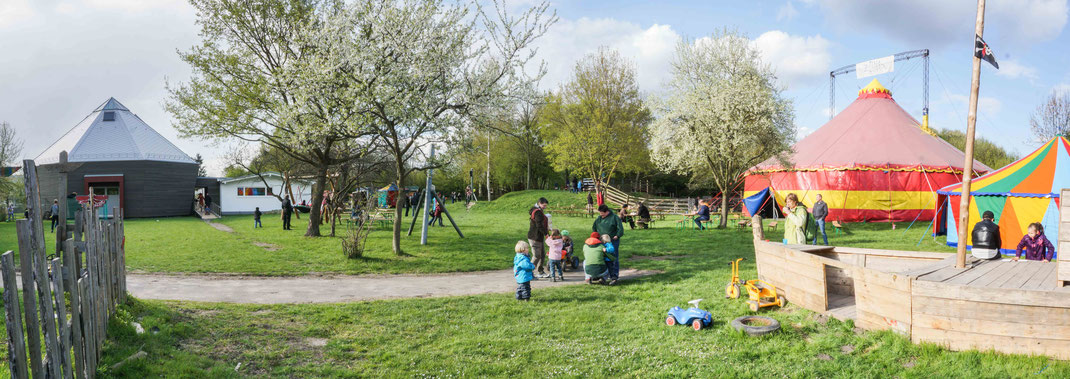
[1030,90,1070,142]
[1,121,24,211]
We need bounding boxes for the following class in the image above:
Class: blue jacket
[514,253,534,283]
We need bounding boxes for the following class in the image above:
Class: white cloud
[1054,83,1070,93]
[810,0,1068,47]
[777,1,798,22]
[752,31,832,90]
[997,59,1039,81]
[947,94,1003,114]
[532,18,680,92]
[0,0,211,171]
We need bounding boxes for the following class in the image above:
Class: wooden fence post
[15,220,44,377]
[65,238,87,379]
[2,251,29,379]
[51,258,74,378]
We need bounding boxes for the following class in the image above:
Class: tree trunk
[486,136,492,202]
[719,189,729,229]
[525,152,531,190]
[391,160,405,255]
[305,166,327,237]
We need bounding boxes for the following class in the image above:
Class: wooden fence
[2,158,128,379]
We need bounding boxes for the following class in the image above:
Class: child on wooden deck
[1014,222,1054,262]
[514,241,535,300]
[545,229,564,282]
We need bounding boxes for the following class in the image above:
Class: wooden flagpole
[956,0,987,268]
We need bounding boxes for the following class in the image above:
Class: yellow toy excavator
[725,258,745,299]
[725,258,787,312]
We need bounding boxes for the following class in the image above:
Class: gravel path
[125,268,658,304]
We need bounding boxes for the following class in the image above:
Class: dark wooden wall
[36,160,198,218]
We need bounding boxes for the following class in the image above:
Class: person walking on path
[513,241,535,300]
[1014,222,1054,262]
[811,194,829,245]
[586,191,594,212]
[971,210,1001,260]
[782,193,807,244]
[528,197,550,278]
[50,199,59,232]
[592,204,624,284]
[282,196,294,230]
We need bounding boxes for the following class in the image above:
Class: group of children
[513,230,618,300]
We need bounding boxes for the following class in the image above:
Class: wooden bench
[736,219,749,231]
[766,220,778,232]
[832,220,844,235]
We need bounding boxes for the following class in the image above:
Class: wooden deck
[913,258,1068,292]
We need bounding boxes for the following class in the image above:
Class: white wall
[219,176,312,214]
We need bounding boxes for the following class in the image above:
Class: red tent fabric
[744,79,991,222]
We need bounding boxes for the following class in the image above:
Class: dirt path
[126,268,658,304]
[205,220,234,233]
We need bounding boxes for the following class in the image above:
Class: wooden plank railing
[2,158,128,379]
[600,183,690,215]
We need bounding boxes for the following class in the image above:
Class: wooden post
[751,215,765,242]
[20,220,63,379]
[56,151,70,260]
[65,238,87,379]
[50,258,74,378]
[2,251,30,379]
[955,0,987,269]
[15,220,44,377]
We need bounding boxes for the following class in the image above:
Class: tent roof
[35,98,196,165]
[938,136,1070,198]
[752,79,991,174]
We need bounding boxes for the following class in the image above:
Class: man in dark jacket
[527,197,550,278]
[812,194,829,245]
[593,204,624,284]
[636,202,651,229]
[400,192,409,217]
[971,210,1001,260]
[282,196,293,230]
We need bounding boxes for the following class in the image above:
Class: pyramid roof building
[36,98,195,165]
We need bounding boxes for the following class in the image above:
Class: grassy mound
[474,190,587,212]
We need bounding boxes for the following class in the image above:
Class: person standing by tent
[400,191,410,217]
[281,195,293,230]
[1014,222,1054,262]
[811,194,829,245]
[782,193,807,244]
[971,211,1001,260]
[593,204,624,284]
[528,197,550,278]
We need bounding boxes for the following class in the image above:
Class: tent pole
[956,0,987,268]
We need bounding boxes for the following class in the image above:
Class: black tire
[730,316,781,336]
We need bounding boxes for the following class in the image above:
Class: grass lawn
[5,191,1057,377]
[0,190,955,276]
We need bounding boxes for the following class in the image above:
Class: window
[103,111,115,121]
[237,187,267,196]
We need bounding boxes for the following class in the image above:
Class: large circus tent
[744,79,991,222]
[937,136,1070,257]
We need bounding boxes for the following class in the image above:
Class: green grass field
[0,190,956,276]
[4,191,1064,377]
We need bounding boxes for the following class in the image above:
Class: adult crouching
[593,204,624,285]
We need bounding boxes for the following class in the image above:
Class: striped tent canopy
[937,136,1070,256]
[744,79,990,222]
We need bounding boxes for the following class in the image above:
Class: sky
[2,0,1068,176]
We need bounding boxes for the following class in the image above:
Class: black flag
[975,34,999,69]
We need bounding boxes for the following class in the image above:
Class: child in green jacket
[582,233,616,284]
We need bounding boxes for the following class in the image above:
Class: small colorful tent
[937,136,1070,257]
[377,184,398,208]
[745,79,991,222]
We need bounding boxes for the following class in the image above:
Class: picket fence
[2,157,128,379]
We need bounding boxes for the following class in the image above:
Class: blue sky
[1,0,1067,174]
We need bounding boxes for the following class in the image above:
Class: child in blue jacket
[514,240,535,300]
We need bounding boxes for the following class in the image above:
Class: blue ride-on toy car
[665,299,714,331]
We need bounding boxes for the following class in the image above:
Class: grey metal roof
[35,98,196,165]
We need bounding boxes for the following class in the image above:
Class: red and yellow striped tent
[744,79,991,222]
[938,137,1070,255]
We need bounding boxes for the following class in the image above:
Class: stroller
[561,231,580,271]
